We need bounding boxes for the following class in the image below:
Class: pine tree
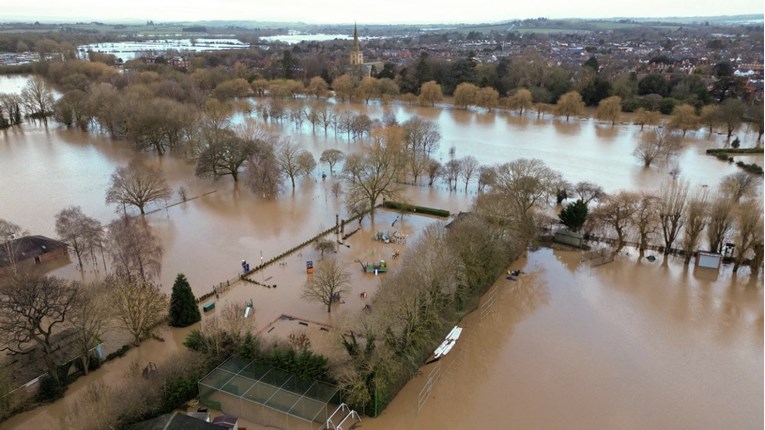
[169,273,201,327]
[240,332,257,361]
[559,199,589,232]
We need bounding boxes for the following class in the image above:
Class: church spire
[353,22,359,51]
[350,22,363,66]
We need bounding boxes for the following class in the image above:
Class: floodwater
[364,250,763,430]
[0,75,762,429]
[76,39,249,61]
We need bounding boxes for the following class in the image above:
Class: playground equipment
[326,403,361,430]
[356,259,387,274]
[374,230,407,244]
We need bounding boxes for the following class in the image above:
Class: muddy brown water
[364,250,763,430]
[0,76,762,429]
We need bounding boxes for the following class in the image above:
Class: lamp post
[260,251,264,283]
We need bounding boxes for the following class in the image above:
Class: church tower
[350,23,363,66]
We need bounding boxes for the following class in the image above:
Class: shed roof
[0,235,67,267]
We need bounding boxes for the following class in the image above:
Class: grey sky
[3,0,763,24]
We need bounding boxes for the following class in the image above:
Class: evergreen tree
[559,199,589,232]
[240,332,257,361]
[169,273,201,327]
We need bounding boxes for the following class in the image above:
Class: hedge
[706,148,763,155]
[382,201,450,218]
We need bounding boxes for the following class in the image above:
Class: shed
[696,251,722,270]
[211,415,239,430]
[0,235,68,272]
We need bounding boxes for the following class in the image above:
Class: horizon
[3,0,763,26]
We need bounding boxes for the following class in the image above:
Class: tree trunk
[72,238,84,270]
[82,351,90,376]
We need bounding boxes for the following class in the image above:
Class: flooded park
[0,73,762,429]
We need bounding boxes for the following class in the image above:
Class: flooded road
[364,250,763,430]
[0,75,762,429]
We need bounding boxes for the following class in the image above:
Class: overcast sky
[4,0,763,24]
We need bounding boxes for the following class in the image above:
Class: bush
[105,344,131,361]
[736,161,764,175]
[162,375,198,411]
[659,97,678,114]
[731,137,740,148]
[183,329,207,352]
[36,376,66,403]
[73,353,102,372]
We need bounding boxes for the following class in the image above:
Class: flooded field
[364,250,763,430]
[76,39,249,60]
[0,75,761,429]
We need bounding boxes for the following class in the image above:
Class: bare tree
[658,180,690,256]
[0,219,26,274]
[320,149,345,174]
[21,75,54,118]
[633,108,661,131]
[596,95,622,126]
[574,181,605,205]
[69,282,111,375]
[717,98,746,142]
[108,274,167,345]
[633,192,659,260]
[247,138,282,199]
[633,127,681,168]
[106,217,163,282]
[590,191,638,253]
[342,126,406,224]
[490,158,559,220]
[680,187,709,264]
[699,105,719,136]
[303,259,350,313]
[477,165,497,193]
[669,103,699,137]
[195,134,256,182]
[296,150,317,178]
[555,91,584,121]
[55,206,102,272]
[720,171,761,203]
[426,159,443,187]
[706,190,736,254]
[731,199,764,273]
[442,159,462,191]
[276,139,309,189]
[106,159,171,215]
[460,156,479,191]
[306,76,329,99]
[403,117,441,184]
[507,88,533,115]
[0,274,79,383]
[418,81,443,107]
[314,238,337,259]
